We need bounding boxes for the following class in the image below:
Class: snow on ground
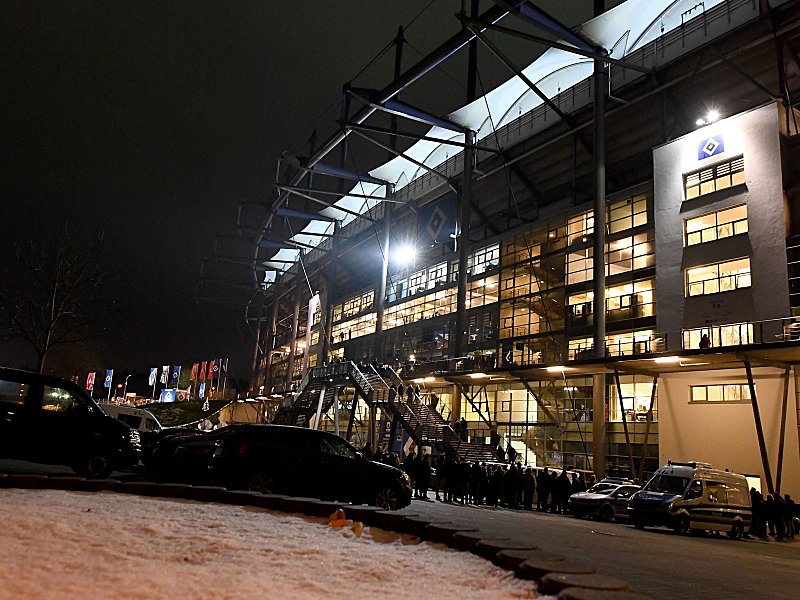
[0,490,545,599]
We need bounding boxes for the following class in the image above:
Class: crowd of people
[363,445,595,512]
[750,488,797,541]
[362,444,799,543]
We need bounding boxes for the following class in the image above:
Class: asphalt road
[397,496,798,600]
[2,460,796,599]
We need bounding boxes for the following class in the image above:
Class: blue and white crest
[698,135,724,160]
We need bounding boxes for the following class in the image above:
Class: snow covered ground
[0,489,543,599]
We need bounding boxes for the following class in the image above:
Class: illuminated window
[568,279,655,323]
[469,243,500,276]
[568,329,657,359]
[467,275,499,309]
[384,288,458,330]
[333,290,375,322]
[690,384,751,403]
[331,313,377,343]
[427,262,448,289]
[684,156,745,200]
[682,323,753,349]
[686,258,751,296]
[685,204,748,246]
[566,232,655,284]
[499,294,563,338]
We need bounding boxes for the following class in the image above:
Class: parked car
[568,478,640,521]
[0,367,141,477]
[156,423,413,509]
[100,403,162,434]
[627,461,751,538]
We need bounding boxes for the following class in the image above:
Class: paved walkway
[398,494,799,600]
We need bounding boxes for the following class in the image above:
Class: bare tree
[0,225,117,372]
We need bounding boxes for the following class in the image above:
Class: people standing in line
[773,493,787,540]
[415,453,431,500]
[398,382,405,399]
[765,494,777,537]
[406,383,414,404]
[784,494,796,539]
[750,487,764,538]
[388,383,397,404]
[536,468,551,511]
[460,417,468,442]
[554,469,571,514]
[699,333,711,349]
[522,467,537,510]
[361,442,373,460]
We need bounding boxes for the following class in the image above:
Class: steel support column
[453,130,476,361]
[374,185,394,361]
[285,280,303,392]
[263,299,279,393]
[613,369,637,479]
[744,360,775,494]
[592,373,606,478]
[592,56,607,358]
[776,367,791,493]
[638,376,659,482]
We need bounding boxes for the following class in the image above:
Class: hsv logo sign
[86,372,96,391]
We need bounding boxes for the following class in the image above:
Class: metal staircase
[273,361,501,463]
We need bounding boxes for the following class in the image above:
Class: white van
[627,461,751,538]
[100,403,162,434]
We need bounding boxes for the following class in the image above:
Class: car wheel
[633,518,645,530]
[248,472,275,495]
[73,454,112,479]
[727,522,744,540]
[374,486,401,510]
[599,504,615,522]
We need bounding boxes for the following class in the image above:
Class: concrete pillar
[592,373,606,478]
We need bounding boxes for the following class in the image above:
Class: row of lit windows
[686,257,751,296]
[567,329,659,360]
[566,195,648,246]
[385,287,457,329]
[682,323,753,349]
[685,204,748,246]
[690,384,751,403]
[499,293,561,339]
[684,156,745,200]
[566,232,655,285]
[331,312,376,344]
[568,279,656,320]
[332,290,374,323]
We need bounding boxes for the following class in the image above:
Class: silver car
[568,478,641,521]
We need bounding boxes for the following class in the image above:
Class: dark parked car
[0,367,141,477]
[568,478,640,521]
[156,424,413,509]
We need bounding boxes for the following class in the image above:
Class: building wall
[654,103,790,347]
[659,368,800,495]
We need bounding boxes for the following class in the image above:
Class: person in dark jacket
[522,467,537,511]
[750,488,764,538]
[415,454,431,500]
[536,468,551,511]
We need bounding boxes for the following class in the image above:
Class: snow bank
[0,490,543,599]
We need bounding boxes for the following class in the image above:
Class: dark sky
[1,1,611,387]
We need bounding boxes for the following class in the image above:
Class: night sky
[1,1,613,389]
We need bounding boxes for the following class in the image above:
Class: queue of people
[749,488,797,541]
[373,450,594,511]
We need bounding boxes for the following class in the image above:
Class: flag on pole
[104,370,113,388]
[212,359,221,382]
[170,365,181,386]
[148,367,157,386]
[222,357,228,374]
[86,372,96,391]
[160,365,169,384]
[207,360,215,381]
[190,363,198,382]
[199,361,207,380]
[199,382,206,399]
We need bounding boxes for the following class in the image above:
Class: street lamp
[123,374,132,401]
[116,383,122,400]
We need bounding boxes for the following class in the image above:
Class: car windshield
[320,436,357,459]
[644,474,689,494]
[587,483,617,494]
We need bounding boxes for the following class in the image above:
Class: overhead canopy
[266,0,727,275]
